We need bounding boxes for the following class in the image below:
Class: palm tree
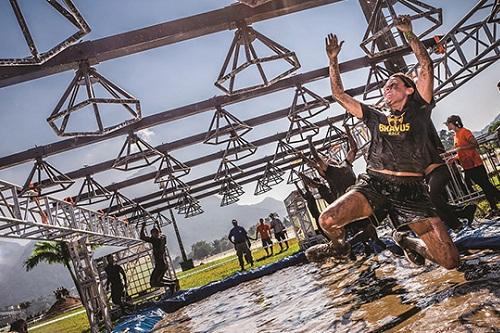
[24,241,83,300]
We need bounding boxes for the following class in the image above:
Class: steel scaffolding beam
[0,0,342,87]
[0,42,434,171]
[0,179,141,245]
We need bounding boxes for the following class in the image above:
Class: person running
[104,254,132,313]
[253,218,274,256]
[269,213,289,252]
[228,219,254,270]
[140,222,176,293]
[319,15,459,269]
[445,115,500,217]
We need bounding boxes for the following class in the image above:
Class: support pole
[169,208,194,271]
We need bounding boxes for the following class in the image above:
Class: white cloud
[137,128,155,143]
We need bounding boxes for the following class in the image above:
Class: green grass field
[28,239,300,333]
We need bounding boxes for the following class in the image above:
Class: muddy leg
[319,191,374,252]
[407,217,460,269]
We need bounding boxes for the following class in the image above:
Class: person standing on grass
[253,218,274,256]
[228,219,254,271]
[269,213,289,252]
[445,115,500,218]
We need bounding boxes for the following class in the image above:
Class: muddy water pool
[153,226,499,333]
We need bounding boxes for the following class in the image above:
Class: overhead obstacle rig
[0,180,140,246]
[74,175,112,206]
[1,0,90,66]
[360,0,442,58]
[255,82,330,194]
[18,157,75,197]
[112,131,163,171]
[47,61,142,138]
[154,155,201,218]
[359,0,442,99]
[204,105,256,206]
[215,20,300,95]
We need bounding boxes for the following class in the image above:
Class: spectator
[228,219,254,270]
[269,213,289,252]
[445,115,500,217]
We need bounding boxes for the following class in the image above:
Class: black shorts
[350,171,437,230]
[261,238,273,247]
[275,231,286,242]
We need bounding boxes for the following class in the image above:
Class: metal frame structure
[284,190,323,250]
[47,62,142,137]
[19,157,74,197]
[75,175,112,206]
[360,0,442,58]
[215,22,300,95]
[68,237,112,333]
[0,180,140,245]
[112,132,163,171]
[204,106,253,145]
[1,0,90,66]
[1,1,499,331]
[155,154,190,183]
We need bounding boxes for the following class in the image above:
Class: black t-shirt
[228,226,248,244]
[143,235,167,266]
[317,184,336,204]
[105,264,124,288]
[426,121,445,165]
[324,161,356,196]
[301,190,320,219]
[361,98,435,173]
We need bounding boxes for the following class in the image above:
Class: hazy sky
[0,0,498,214]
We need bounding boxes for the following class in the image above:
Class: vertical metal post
[168,208,193,271]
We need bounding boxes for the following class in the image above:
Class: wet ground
[153,223,499,333]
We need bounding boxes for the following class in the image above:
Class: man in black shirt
[140,222,176,293]
[105,254,131,312]
[228,219,254,271]
[320,15,459,270]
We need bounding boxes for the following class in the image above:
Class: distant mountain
[0,195,287,308]
[164,195,288,258]
[0,240,75,308]
[474,113,500,136]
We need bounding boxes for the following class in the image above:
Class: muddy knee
[319,207,342,232]
[440,251,460,270]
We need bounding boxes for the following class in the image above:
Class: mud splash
[153,232,499,332]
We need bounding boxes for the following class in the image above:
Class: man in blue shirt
[228,219,254,271]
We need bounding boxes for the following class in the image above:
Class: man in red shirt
[254,218,273,256]
[446,115,500,217]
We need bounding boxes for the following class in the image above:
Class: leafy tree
[24,241,83,300]
[211,237,233,254]
[190,241,213,260]
[488,120,500,134]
